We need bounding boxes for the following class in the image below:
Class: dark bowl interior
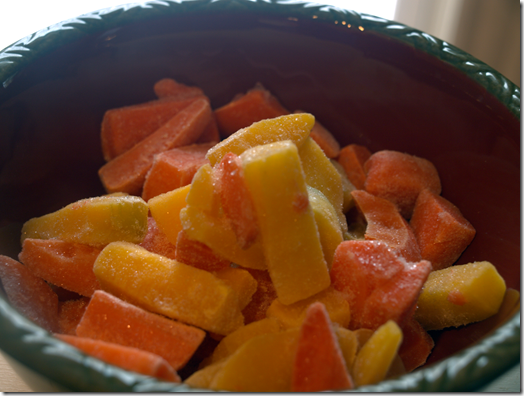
[0,0,520,392]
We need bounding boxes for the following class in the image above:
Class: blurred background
[0,0,520,86]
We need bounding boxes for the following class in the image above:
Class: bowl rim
[0,0,520,392]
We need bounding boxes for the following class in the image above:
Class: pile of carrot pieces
[0,79,519,392]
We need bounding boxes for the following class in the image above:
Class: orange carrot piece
[410,189,476,271]
[364,150,441,219]
[214,152,259,249]
[398,317,434,372]
[138,216,177,260]
[175,230,231,272]
[19,238,102,297]
[0,255,59,333]
[98,98,212,195]
[76,290,206,370]
[291,302,353,392]
[153,78,205,100]
[55,334,181,382]
[142,142,213,201]
[294,110,340,158]
[214,84,289,137]
[351,190,422,263]
[196,115,221,144]
[101,97,202,161]
[330,240,431,331]
[337,144,372,190]
[242,268,278,325]
[57,297,90,335]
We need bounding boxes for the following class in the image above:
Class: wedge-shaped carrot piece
[364,150,441,219]
[397,317,434,372]
[175,230,230,272]
[291,302,353,392]
[57,297,90,335]
[142,142,212,202]
[330,240,431,330]
[241,268,278,325]
[101,97,201,161]
[99,98,212,195]
[414,261,506,330]
[75,289,205,370]
[138,216,177,260]
[214,84,289,137]
[294,110,340,158]
[410,188,476,271]
[337,144,372,190]
[241,140,330,305]
[93,242,244,335]
[209,328,300,392]
[351,190,422,263]
[352,320,403,387]
[153,78,205,99]
[214,152,259,249]
[19,239,101,297]
[55,334,181,382]
[21,195,148,248]
[206,113,314,166]
[0,255,59,333]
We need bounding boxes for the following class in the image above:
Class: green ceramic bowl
[0,0,519,392]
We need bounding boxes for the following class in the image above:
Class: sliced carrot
[55,334,181,382]
[351,190,422,263]
[330,240,431,331]
[153,78,205,99]
[138,216,177,260]
[175,230,231,272]
[214,152,259,249]
[410,188,476,271]
[397,317,434,372]
[101,97,202,161]
[0,255,59,333]
[75,290,206,370]
[241,268,278,325]
[291,302,353,392]
[294,110,340,158]
[196,115,221,144]
[142,142,213,201]
[19,238,102,297]
[214,84,289,137]
[364,150,441,219]
[99,98,212,195]
[57,297,90,335]
[337,144,372,190]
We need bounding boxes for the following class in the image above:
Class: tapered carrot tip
[55,334,181,382]
[294,110,340,158]
[291,301,353,392]
[0,255,59,333]
[364,150,441,219]
[138,216,177,260]
[337,144,372,190]
[410,188,476,271]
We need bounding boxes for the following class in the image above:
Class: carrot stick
[337,144,372,190]
[153,78,205,99]
[175,230,231,272]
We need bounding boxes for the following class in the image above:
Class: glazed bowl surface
[0,0,520,392]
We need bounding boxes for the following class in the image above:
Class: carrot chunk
[351,190,422,263]
[19,238,101,297]
[175,230,231,272]
[330,240,431,331]
[101,97,202,161]
[57,297,90,335]
[364,150,441,219]
[153,78,205,100]
[410,189,476,271]
[0,255,59,333]
[214,84,289,137]
[99,98,212,195]
[55,334,181,382]
[138,216,177,260]
[337,144,372,190]
[291,302,353,392]
[214,152,259,249]
[294,110,340,158]
[75,290,206,370]
[142,142,213,201]
[397,317,434,372]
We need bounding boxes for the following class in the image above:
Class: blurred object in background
[395,0,520,87]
